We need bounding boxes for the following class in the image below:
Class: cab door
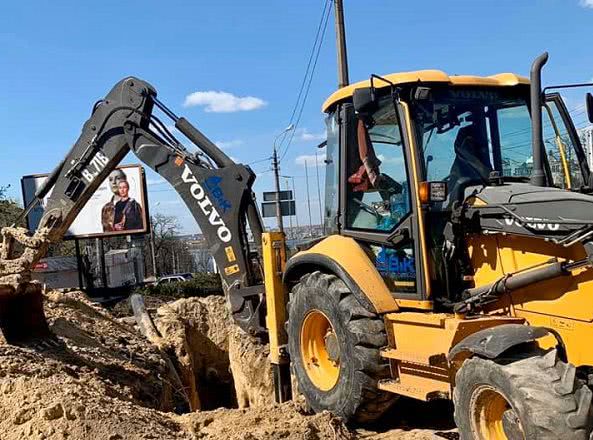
[542,93,590,189]
[338,98,430,302]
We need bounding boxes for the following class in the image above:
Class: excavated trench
[152,296,276,412]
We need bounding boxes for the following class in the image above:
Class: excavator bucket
[0,227,52,344]
[0,282,51,344]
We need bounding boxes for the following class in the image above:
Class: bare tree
[150,214,194,275]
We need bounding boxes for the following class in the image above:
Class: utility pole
[292,176,300,231]
[314,152,324,232]
[334,0,350,88]
[304,160,314,237]
[285,178,293,235]
[272,147,284,233]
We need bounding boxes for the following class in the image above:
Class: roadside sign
[261,200,296,218]
[263,190,293,202]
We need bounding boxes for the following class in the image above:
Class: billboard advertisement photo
[22,164,149,239]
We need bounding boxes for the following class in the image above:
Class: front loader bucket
[0,282,51,344]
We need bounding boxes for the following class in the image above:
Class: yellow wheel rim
[470,385,524,440]
[300,310,341,391]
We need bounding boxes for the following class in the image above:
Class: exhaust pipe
[530,52,549,187]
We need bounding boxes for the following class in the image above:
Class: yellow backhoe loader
[263,53,593,439]
[2,38,593,440]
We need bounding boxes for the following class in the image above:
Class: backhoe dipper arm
[2,77,267,336]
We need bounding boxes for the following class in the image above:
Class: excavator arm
[0,77,267,340]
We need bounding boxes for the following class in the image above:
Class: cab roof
[322,70,530,112]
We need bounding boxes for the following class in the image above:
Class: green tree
[0,185,24,228]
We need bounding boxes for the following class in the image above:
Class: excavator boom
[0,77,267,342]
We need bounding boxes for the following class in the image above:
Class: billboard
[22,164,149,239]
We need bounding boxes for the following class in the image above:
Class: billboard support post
[97,238,108,288]
[75,239,83,290]
[149,219,157,278]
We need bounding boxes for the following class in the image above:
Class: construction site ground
[0,290,459,439]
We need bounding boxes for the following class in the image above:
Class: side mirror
[353,87,378,116]
[587,93,593,123]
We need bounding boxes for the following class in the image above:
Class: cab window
[543,98,585,189]
[345,97,411,231]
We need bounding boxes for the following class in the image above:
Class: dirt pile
[177,401,354,440]
[0,290,188,440]
[0,291,457,439]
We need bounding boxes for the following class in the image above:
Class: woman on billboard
[102,169,144,232]
[113,180,143,231]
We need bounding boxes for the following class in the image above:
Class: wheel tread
[454,350,593,440]
[287,271,396,423]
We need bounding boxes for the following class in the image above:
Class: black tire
[454,348,593,440]
[287,271,396,423]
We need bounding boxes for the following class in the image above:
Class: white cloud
[580,0,593,7]
[215,139,243,149]
[183,91,267,112]
[299,129,326,142]
[295,152,326,167]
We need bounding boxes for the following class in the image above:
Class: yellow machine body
[266,67,593,434]
[470,232,593,367]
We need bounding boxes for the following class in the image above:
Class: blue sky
[1,0,592,233]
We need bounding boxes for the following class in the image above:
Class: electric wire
[277,0,333,162]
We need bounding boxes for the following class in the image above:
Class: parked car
[156,273,193,286]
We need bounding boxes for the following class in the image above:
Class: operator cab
[322,70,591,307]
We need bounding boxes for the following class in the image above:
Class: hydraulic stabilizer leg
[262,232,292,403]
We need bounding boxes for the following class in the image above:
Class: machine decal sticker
[80,151,110,183]
[224,264,240,276]
[375,247,416,280]
[181,164,232,242]
[225,246,237,262]
[503,217,560,231]
[204,176,232,213]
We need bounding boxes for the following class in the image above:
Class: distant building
[189,247,217,273]
[104,248,145,287]
[32,256,79,289]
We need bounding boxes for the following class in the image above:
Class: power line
[500,104,586,140]
[247,156,272,166]
[278,0,333,162]
[278,0,331,150]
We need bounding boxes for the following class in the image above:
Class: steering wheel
[352,198,382,220]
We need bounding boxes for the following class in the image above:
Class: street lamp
[272,124,295,233]
[273,124,295,153]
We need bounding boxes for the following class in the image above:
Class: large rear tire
[454,348,593,440]
[287,271,396,423]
